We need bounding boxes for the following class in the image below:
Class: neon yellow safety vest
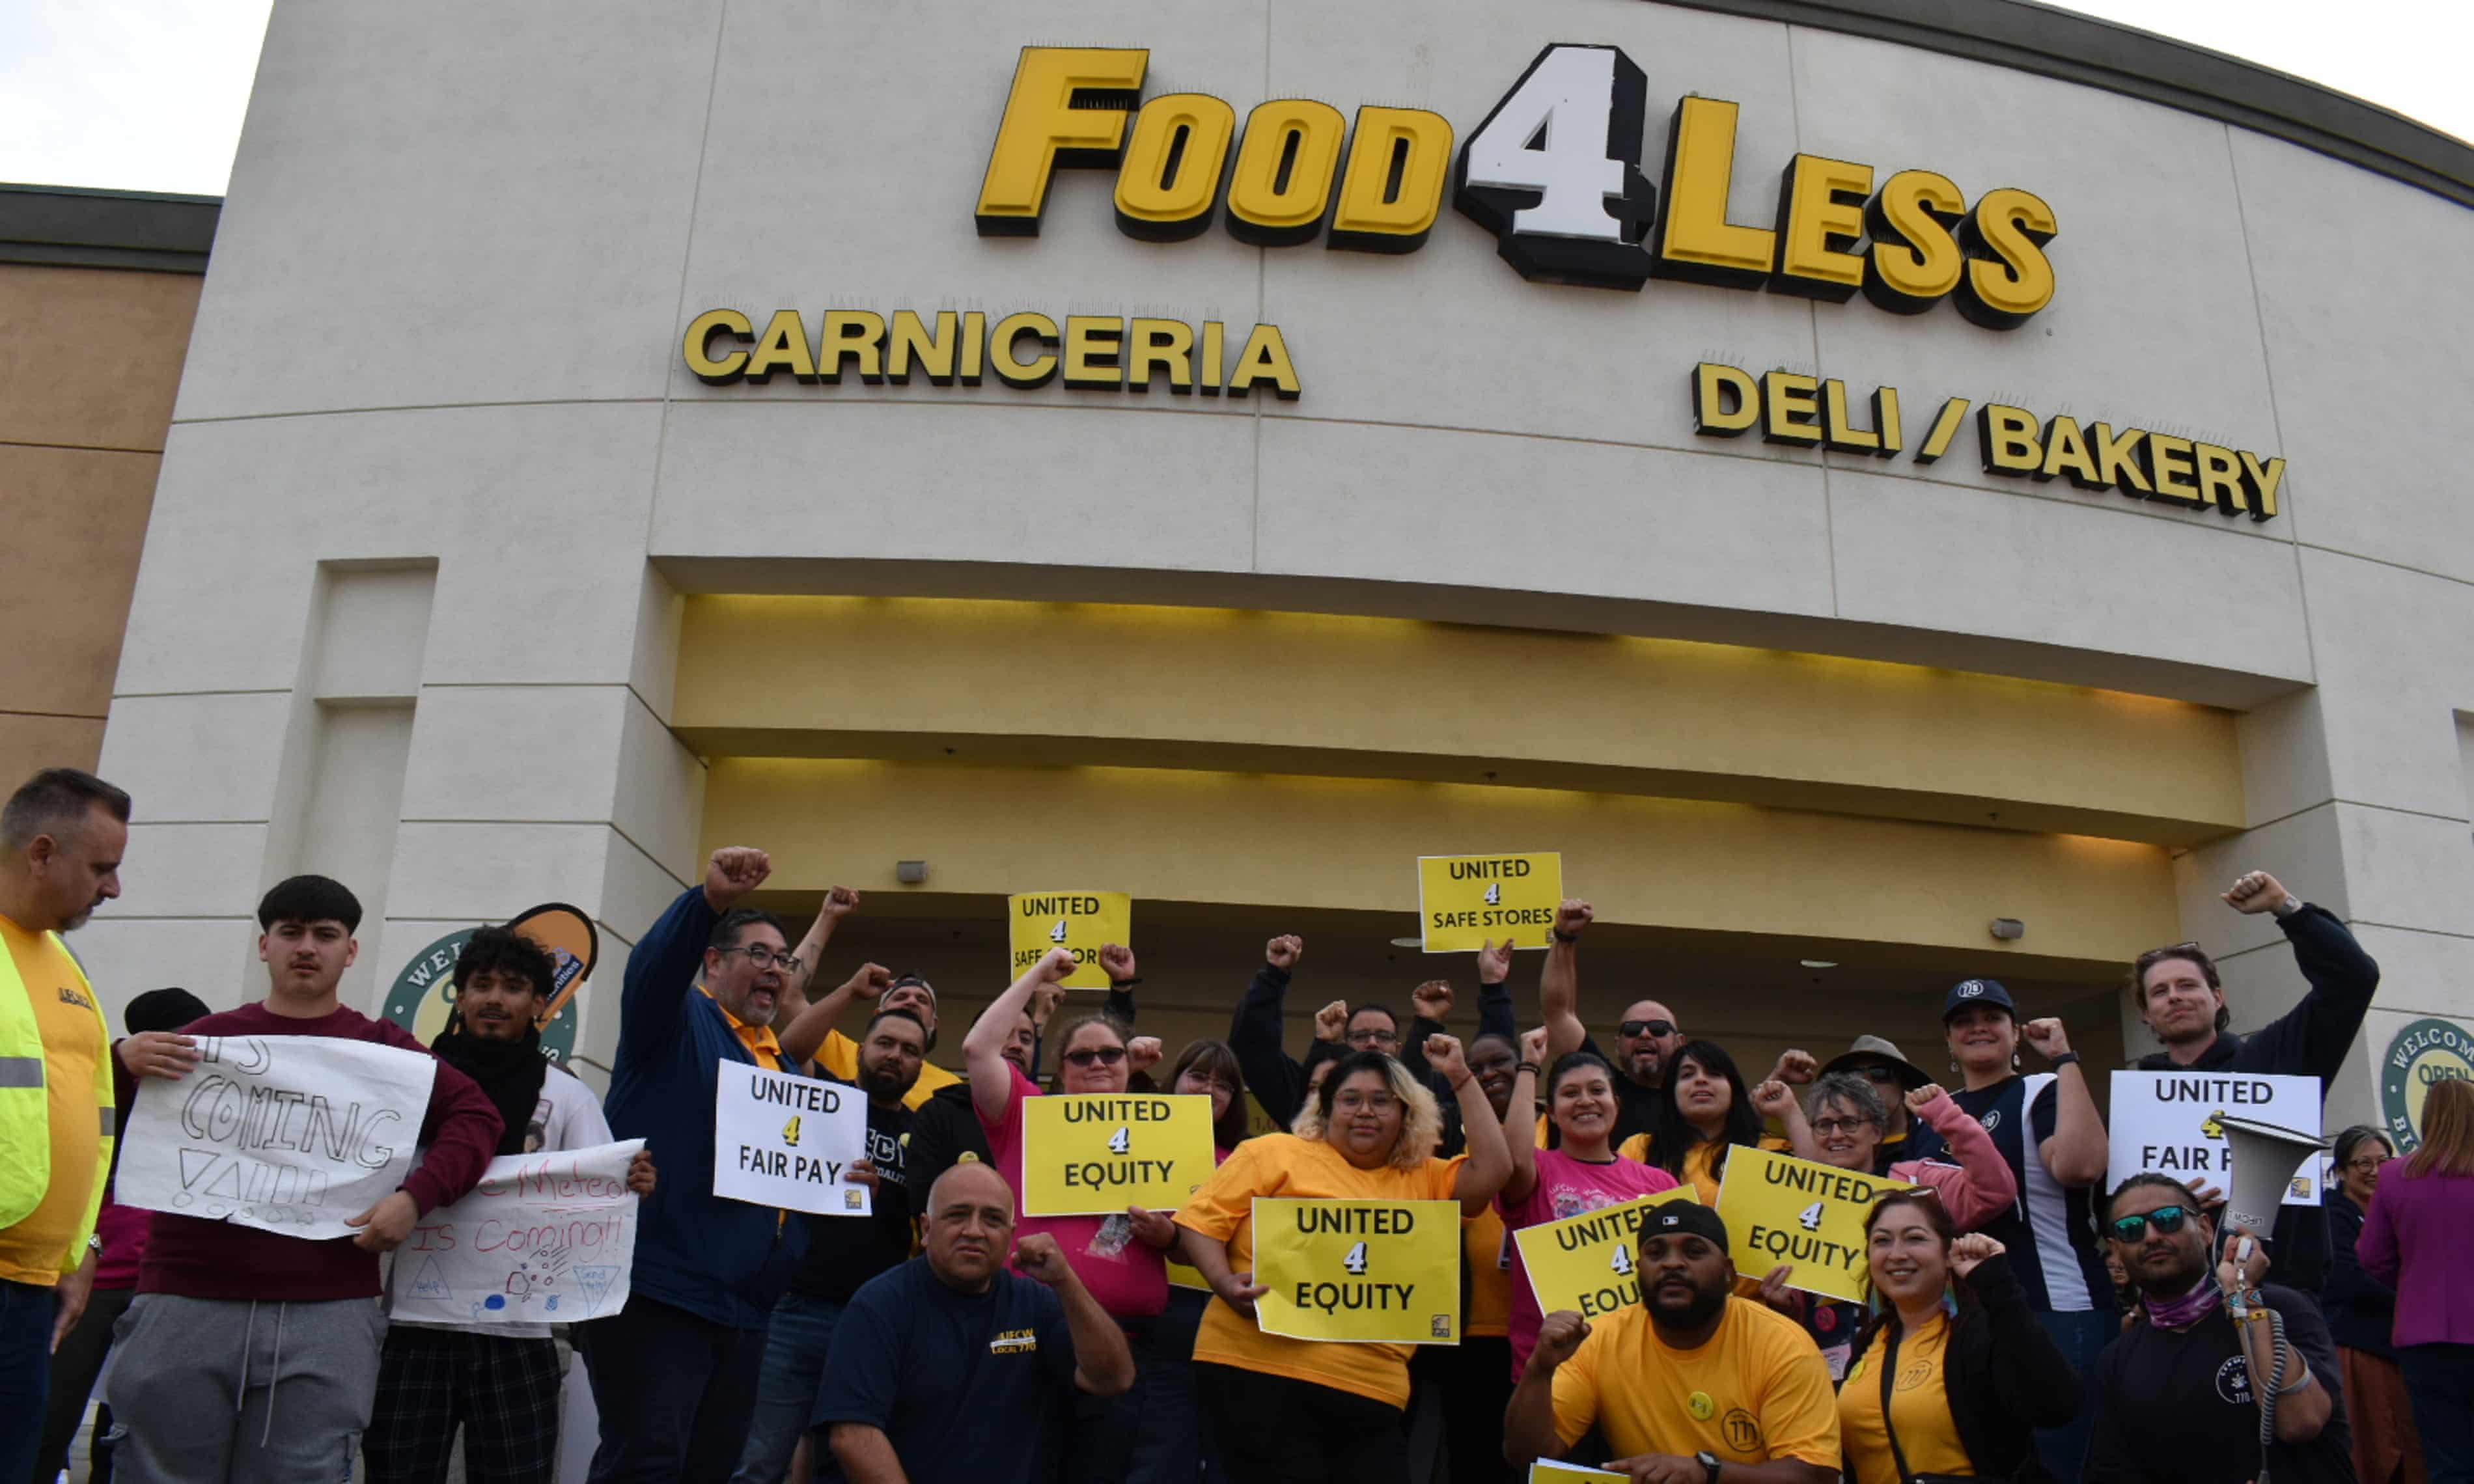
[0,929,116,1269]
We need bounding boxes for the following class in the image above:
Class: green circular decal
[2380,1016,2474,1152]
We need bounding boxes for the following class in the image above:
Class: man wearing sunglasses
[585,845,818,1484]
[2087,1174,2348,1484]
[1540,900,1686,1147]
[2130,870,2380,1293]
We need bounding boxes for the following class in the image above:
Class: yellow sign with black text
[1020,1093,1216,1217]
[1007,891,1133,990]
[1250,1198,1462,1344]
[1514,1186,1702,1320]
[1417,853,1563,953]
[1166,1259,1211,1292]
[1715,1146,1918,1304]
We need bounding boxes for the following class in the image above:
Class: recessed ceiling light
[1800,959,1838,969]
[1389,937,1425,949]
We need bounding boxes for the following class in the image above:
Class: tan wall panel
[677,596,2243,845]
[0,713,105,786]
[0,445,162,717]
[0,264,202,452]
[704,758,2179,969]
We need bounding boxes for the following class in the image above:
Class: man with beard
[734,1006,928,1484]
[1505,1204,1841,1484]
[585,846,816,1483]
[1539,901,1684,1148]
[367,926,656,1484]
[816,1161,1134,1484]
[2087,1174,2348,1484]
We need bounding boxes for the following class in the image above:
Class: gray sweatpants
[104,1293,386,1484]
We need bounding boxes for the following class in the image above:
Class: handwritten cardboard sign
[389,1140,644,1325]
[118,1036,436,1241]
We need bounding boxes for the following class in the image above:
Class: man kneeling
[813,1162,1134,1484]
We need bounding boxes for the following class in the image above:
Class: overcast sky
[0,0,2465,198]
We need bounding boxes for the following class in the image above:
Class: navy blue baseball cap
[1941,978,2016,1021]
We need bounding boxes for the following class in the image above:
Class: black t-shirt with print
[2086,1284,2352,1484]
[789,1092,915,1304]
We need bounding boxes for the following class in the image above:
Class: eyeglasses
[1063,1046,1128,1068]
[1811,1116,1876,1136]
[2108,1205,2192,1243]
[1346,1028,1401,1049]
[2344,1154,2392,1173]
[1619,1019,1677,1039]
[1335,1091,1399,1114]
[1852,1066,1902,1082]
[719,944,801,974]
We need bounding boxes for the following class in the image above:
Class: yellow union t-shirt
[812,1028,959,1110]
[1839,1313,1973,1484]
[0,916,102,1285]
[1551,1296,1842,1467]
[1175,1133,1461,1409]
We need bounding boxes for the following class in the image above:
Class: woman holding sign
[1173,1039,1511,1484]
[966,945,1174,1484]
[1837,1194,2080,1484]
[1626,1040,1788,1203]
[1497,1029,1680,1378]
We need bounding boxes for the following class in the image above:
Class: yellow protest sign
[1513,1186,1701,1321]
[1417,853,1563,953]
[1529,1464,1629,1483]
[1020,1093,1217,1217]
[1250,1198,1462,1344]
[1714,1145,1919,1304]
[1007,891,1132,989]
[1166,1259,1211,1291]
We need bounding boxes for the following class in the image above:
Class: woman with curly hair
[1173,1039,1510,1484]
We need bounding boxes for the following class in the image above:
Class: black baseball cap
[1641,1202,1729,1252]
[1941,979,2016,1021]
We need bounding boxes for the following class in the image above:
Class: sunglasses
[2107,1205,2192,1243]
[1852,1065,1902,1082]
[1063,1046,1128,1068]
[1619,1019,1677,1039]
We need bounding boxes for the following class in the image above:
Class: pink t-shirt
[1495,1147,1680,1375]
[979,1062,1168,1320]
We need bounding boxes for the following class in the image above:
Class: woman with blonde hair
[2361,1078,2474,1484]
[1174,1039,1510,1484]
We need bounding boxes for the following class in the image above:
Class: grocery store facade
[68,0,2474,1136]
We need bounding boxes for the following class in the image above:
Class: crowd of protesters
[2,763,2469,1484]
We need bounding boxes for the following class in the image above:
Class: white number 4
[1610,1244,1635,1276]
[1344,1241,1369,1276]
[1454,43,1656,290]
[1798,1201,1825,1233]
[1483,882,1502,906]
[1049,918,1068,943]
[1107,1127,1131,1155]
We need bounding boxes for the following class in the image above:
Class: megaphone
[2215,1116,2330,1240]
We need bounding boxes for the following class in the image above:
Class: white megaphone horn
[2214,1115,2330,1241]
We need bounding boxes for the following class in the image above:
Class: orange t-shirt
[1464,1197,1512,1340]
[1175,1133,1462,1408]
[0,916,103,1285]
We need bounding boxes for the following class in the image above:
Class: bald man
[814,1162,1133,1484]
[1539,901,1686,1147]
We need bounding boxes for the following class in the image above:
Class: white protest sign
[118,1036,436,1240]
[712,1060,873,1216]
[2107,1070,2324,1206]
[389,1140,644,1325]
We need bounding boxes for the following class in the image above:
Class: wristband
[2276,1366,2314,1395]
[2049,1051,2081,1069]
[1552,929,1581,944]
[2273,894,2304,918]
[1516,1062,1540,1077]
[1111,977,1143,989]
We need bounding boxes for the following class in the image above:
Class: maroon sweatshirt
[136,1002,504,1301]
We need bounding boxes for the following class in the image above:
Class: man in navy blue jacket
[581,845,811,1483]
[2131,868,2380,1292]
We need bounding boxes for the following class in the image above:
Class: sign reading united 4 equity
[712,1061,874,1216]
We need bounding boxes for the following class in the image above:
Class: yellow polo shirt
[1840,1313,1973,1484]
[1550,1296,1841,1467]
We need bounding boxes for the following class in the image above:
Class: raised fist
[1035,946,1079,984]
[1750,1079,1798,1120]
[1949,1233,2005,1278]
[1475,937,1514,985]
[1029,983,1066,1029]
[1767,1049,1818,1086]
[1100,942,1138,983]
[1411,980,1454,1021]
[705,847,771,907]
[1015,1231,1072,1287]
[1128,1036,1163,1075]
[1905,1082,1945,1112]
[1532,1309,1592,1369]
[1314,999,1350,1043]
[820,885,860,919]
[1266,935,1304,972]
[841,963,895,1002]
[1519,1026,1550,1069]
[1426,1034,1469,1086]
[1553,900,1593,939]
[2022,1017,2072,1060]
[2223,870,2294,915]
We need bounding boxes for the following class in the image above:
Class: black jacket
[903,1079,994,1205]
[2320,1189,2395,1358]
[1846,1252,2083,1484]
[2133,903,2378,1292]
[1229,963,1514,1154]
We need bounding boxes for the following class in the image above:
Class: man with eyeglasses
[2087,1173,2348,1484]
[2130,870,2380,1293]
[584,845,818,1483]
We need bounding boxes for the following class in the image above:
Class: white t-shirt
[385,1064,615,1339]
